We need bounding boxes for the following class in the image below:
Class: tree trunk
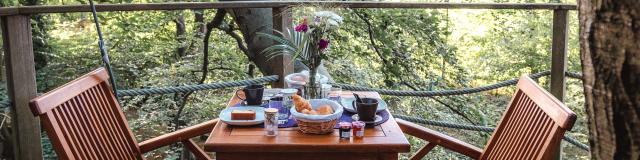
[222,0,333,82]
[175,13,187,58]
[578,0,640,159]
[222,2,276,74]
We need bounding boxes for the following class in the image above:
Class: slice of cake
[231,109,256,120]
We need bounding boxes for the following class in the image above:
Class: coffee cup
[355,98,378,122]
[236,85,264,105]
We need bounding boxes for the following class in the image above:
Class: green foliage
[0,1,587,159]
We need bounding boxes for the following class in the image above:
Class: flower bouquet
[258,11,342,98]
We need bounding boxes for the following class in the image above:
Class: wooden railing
[0,2,576,159]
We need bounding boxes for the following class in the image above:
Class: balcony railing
[0,1,576,159]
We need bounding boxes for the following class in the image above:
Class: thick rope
[333,71,551,96]
[333,71,582,97]
[0,100,9,109]
[88,0,119,98]
[394,114,590,151]
[565,72,583,80]
[117,75,279,97]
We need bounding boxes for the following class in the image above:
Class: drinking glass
[269,96,288,124]
[321,84,332,99]
[264,108,278,136]
[280,88,297,116]
[328,86,342,101]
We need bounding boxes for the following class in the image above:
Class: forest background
[0,0,586,159]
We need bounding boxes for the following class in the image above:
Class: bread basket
[290,99,344,134]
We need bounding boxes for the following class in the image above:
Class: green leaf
[256,32,296,48]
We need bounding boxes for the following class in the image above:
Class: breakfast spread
[293,95,334,115]
[222,86,383,137]
[231,109,256,120]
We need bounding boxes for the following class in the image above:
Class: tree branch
[354,10,388,64]
[217,24,250,59]
[173,10,227,132]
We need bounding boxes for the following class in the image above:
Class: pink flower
[294,18,308,32]
[318,39,330,51]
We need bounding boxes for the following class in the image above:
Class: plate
[240,100,269,107]
[351,114,383,124]
[340,97,387,113]
[219,107,265,126]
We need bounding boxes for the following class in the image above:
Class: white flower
[313,11,343,27]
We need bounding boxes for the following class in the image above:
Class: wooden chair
[30,68,217,160]
[397,75,577,160]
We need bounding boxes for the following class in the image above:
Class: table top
[204,90,411,153]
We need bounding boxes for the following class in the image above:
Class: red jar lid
[352,121,365,128]
[339,122,351,129]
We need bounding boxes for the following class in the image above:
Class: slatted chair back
[30,68,143,160]
[479,76,577,160]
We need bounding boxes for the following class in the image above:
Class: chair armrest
[396,118,483,159]
[139,118,218,153]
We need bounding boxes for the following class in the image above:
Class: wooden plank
[0,2,577,16]
[410,143,437,160]
[396,119,483,159]
[550,9,568,102]
[181,139,211,160]
[270,7,293,88]
[29,68,109,115]
[549,9,568,160]
[216,151,392,160]
[378,152,399,160]
[1,15,43,160]
[138,119,217,153]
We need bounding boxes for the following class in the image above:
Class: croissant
[293,95,312,112]
[316,105,333,115]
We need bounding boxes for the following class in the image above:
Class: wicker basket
[290,99,343,134]
[296,118,338,134]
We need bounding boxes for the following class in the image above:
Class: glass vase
[303,82,322,99]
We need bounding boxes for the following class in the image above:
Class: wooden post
[1,15,43,160]
[271,7,293,88]
[550,9,568,160]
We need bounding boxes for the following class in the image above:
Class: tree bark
[578,0,640,159]
[222,0,333,82]
[175,13,187,58]
[222,2,278,74]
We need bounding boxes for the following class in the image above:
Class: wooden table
[204,91,411,160]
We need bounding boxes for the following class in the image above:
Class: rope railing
[0,71,592,155]
[0,72,590,151]
[394,114,590,151]
[0,100,10,109]
[116,75,279,97]
[565,71,583,79]
[332,71,582,97]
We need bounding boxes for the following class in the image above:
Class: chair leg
[182,139,211,160]
[410,142,437,160]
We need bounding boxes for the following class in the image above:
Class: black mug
[236,85,264,105]
[355,98,378,122]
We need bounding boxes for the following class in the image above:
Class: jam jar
[352,121,365,139]
[338,122,351,140]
